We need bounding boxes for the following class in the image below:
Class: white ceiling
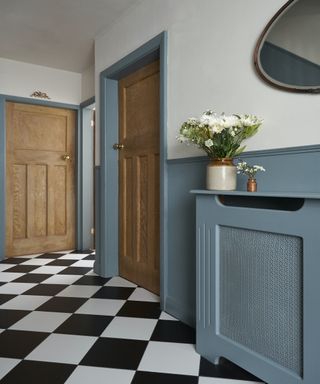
[0,0,140,73]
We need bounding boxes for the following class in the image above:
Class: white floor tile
[65,366,135,384]
[86,270,98,276]
[56,285,100,298]
[128,287,160,302]
[41,274,81,285]
[59,254,89,260]
[138,341,201,376]
[71,260,95,268]
[0,358,21,380]
[101,317,157,340]
[0,264,15,272]
[159,311,178,321]
[0,283,37,294]
[21,258,53,266]
[76,298,125,316]
[105,276,137,288]
[199,378,262,384]
[31,266,67,274]
[26,334,97,364]
[0,295,51,310]
[10,311,71,332]
[0,272,24,282]
[0,329,4,333]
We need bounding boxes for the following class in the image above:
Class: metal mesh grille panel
[219,226,303,375]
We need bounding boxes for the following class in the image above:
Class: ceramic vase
[206,158,237,190]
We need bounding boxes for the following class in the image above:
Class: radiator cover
[219,226,303,375]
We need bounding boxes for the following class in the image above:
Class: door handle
[113,143,125,150]
[62,154,72,161]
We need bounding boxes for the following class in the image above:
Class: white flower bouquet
[177,110,263,159]
[237,161,266,179]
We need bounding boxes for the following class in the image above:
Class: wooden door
[119,61,160,294]
[6,102,76,257]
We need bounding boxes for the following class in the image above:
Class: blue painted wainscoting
[165,145,320,326]
[95,145,320,327]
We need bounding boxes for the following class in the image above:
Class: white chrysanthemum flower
[205,139,213,148]
[200,114,219,127]
[211,125,222,134]
[222,115,239,128]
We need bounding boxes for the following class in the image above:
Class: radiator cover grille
[219,226,303,375]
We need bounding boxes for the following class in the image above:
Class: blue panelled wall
[95,144,320,326]
[165,145,320,326]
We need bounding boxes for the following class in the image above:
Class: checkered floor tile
[0,250,264,384]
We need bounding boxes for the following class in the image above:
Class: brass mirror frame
[254,0,320,94]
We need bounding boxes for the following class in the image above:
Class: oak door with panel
[118,61,160,294]
[6,102,76,257]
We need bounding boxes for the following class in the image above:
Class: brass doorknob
[62,154,71,161]
[113,143,125,150]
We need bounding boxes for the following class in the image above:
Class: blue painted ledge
[191,190,320,199]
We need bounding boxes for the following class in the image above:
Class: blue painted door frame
[0,95,81,260]
[95,31,168,307]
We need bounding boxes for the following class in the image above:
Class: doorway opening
[80,100,96,251]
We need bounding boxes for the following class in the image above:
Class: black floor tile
[151,320,196,344]
[132,371,198,384]
[0,282,5,286]
[35,253,65,259]
[5,265,39,273]
[92,286,135,300]
[71,250,93,254]
[36,297,87,313]
[74,275,110,286]
[58,267,92,275]
[1,258,30,264]
[0,309,30,328]
[80,337,148,370]
[83,254,95,260]
[117,300,161,319]
[12,274,51,284]
[46,259,77,266]
[22,284,68,296]
[199,357,263,381]
[54,313,113,336]
[0,330,49,358]
[0,294,16,305]
[1,360,76,384]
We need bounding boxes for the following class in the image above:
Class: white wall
[81,64,95,102]
[0,58,82,104]
[95,0,320,160]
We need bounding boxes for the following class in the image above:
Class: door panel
[119,61,160,294]
[6,102,76,257]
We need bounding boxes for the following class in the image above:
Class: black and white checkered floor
[0,250,263,384]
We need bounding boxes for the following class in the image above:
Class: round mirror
[254,0,320,93]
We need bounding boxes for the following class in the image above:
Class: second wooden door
[118,61,160,294]
[6,102,76,257]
